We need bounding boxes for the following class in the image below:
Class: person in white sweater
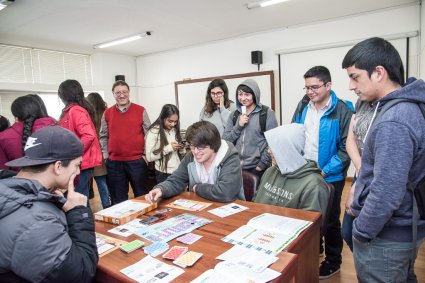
[199,78,236,136]
[146,104,186,183]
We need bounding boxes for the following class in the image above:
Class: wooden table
[95,192,320,283]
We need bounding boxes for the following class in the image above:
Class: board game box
[94,199,157,225]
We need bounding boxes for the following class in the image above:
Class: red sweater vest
[104,103,145,161]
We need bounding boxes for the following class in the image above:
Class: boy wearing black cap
[0,126,98,283]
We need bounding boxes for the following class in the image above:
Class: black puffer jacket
[0,178,98,283]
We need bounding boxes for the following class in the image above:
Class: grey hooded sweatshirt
[253,124,329,216]
[222,79,278,170]
[352,78,425,243]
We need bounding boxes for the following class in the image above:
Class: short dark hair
[185,121,221,152]
[342,37,404,85]
[304,66,332,83]
[112,80,130,92]
[236,85,256,104]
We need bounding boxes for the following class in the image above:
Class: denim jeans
[106,158,148,204]
[353,237,423,283]
[341,175,357,252]
[342,211,354,251]
[75,168,94,207]
[94,175,111,208]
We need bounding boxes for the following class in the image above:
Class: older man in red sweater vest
[99,80,151,204]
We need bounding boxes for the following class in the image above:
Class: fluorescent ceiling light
[93,32,151,49]
[247,0,289,9]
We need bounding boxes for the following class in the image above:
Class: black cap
[6,126,83,168]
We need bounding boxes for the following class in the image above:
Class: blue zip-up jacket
[292,90,354,182]
[351,78,425,243]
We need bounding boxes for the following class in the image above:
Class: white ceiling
[0,0,419,57]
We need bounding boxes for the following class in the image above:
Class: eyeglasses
[303,83,327,93]
[114,90,129,96]
[210,91,224,97]
[189,144,209,152]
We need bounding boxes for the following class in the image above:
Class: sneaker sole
[319,268,340,280]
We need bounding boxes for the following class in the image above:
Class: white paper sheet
[208,203,248,218]
[120,256,184,283]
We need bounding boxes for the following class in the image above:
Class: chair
[242,170,260,201]
[321,182,335,237]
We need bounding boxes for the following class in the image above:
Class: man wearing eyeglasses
[99,80,151,204]
[292,66,353,279]
[145,121,244,203]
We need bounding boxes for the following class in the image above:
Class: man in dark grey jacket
[343,37,425,283]
[222,79,278,177]
[146,121,244,203]
[0,126,98,283]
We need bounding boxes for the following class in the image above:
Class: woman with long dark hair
[58,80,102,201]
[0,95,55,170]
[199,78,236,136]
[86,92,111,208]
[146,104,185,183]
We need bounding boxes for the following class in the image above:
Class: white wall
[136,5,421,122]
[90,52,137,107]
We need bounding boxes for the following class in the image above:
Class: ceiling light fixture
[93,31,151,49]
[0,0,14,11]
[246,0,289,9]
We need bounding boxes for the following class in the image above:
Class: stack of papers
[222,213,312,254]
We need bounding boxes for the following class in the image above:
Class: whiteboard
[175,71,274,129]
[279,38,407,124]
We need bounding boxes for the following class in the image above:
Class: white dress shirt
[303,97,332,162]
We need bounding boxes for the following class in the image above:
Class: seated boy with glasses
[146,121,245,203]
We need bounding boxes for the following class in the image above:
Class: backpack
[232,105,269,134]
[373,98,425,220]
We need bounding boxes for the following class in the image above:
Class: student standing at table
[86,92,111,209]
[222,78,278,178]
[341,98,376,251]
[58,80,102,202]
[146,121,244,203]
[146,104,186,184]
[343,37,425,283]
[99,80,151,204]
[199,78,236,136]
[291,66,353,279]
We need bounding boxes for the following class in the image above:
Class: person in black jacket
[0,126,98,283]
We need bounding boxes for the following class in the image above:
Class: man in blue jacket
[292,66,353,279]
[343,37,425,283]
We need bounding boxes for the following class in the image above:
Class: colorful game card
[162,246,188,260]
[176,233,202,245]
[144,242,169,257]
[173,251,203,268]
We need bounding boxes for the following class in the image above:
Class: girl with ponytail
[0,95,55,170]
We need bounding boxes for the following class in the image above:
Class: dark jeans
[322,180,345,266]
[342,211,355,251]
[155,170,171,184]
[106,158,148,204]
[94,175,111,208]
[75,168,94,207]
[341,175,357,252]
